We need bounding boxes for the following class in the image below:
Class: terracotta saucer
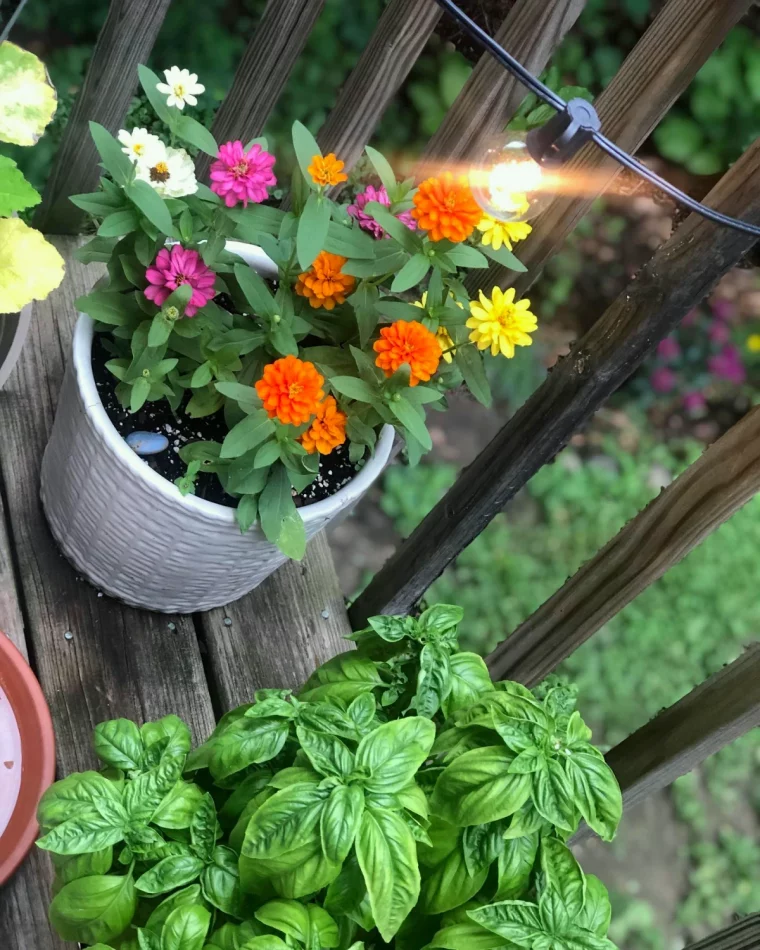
[0,632,55,886]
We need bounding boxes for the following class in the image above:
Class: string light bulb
[471,99,601,223]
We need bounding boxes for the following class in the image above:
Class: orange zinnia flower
[412,172,482,243]
[255,356,325,426]
[295,251,356,310]
[307,153,348,188]
[300,396,347,455]
[373,320,442,387]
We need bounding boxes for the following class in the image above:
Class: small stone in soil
[125,430,170,456]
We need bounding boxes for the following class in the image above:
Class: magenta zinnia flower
[347,185,417,239]
[144,245,216,317]
[683,391,706,413]
[650,367,677,394]
[209,141,276,207]
[656,336,680,361]
[708,344,746,385]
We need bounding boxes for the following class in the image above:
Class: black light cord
[434,0,760,238]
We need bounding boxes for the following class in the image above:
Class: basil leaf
[135,855,204,896]
[48,873,136,945]
[560,926,618,950]
[144,884,202,938]
[201,846,242,916]
[320,784,365,864]
[414,642,452,719]
[270,845,341,899]
[442,653,492,719]
[420,834,488,915]
[563,753,622,842]
[576,874,612,936]
[509,748,545,774]
[540,889,572,936]
[431,746,532,826]
[347,693,376,734]
[532,759,576,833]
[494,833,539,901]
[430,921,510,950]
[94,719,144,771]
[242,783,327,862]
[467,900,544,947]
[52,847,113,886]
[566,711,593,746]
[324,854,368,923]
[356,806,420,942]
[152,782,206,830]
[38,771,123,828]
[208,717,290,781]
[141,715,192,767]
[296,726,355,779]
[188,792,217,863]
[255,899,311,943]
[297,703,358,741]
[161,904,211,950]
[355,717,435,794]
[541,837,585,920]
[219,771,275,827]
[123,757,183,823]
[462,823,504,877]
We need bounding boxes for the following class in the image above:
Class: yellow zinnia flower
[477,215,532,251]
[414,291,463,363]
[466,286,537,358]
[747,334,760,353]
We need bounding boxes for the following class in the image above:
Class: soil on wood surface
[91,332,360,509]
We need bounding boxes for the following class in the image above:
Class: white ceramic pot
[40,243,394,613]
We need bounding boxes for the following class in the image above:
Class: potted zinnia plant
[41,64,537,613]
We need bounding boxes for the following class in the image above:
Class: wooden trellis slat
[421,0,585,167]
[34,0,174,235]
[316,0,442,179]
[488,406,760,684]
[682,914,760,950]
[468,0,752,298]
[349,139,760,626]
[196,0,326,179]
[572,644,760,843]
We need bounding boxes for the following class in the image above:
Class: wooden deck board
[0,237,352,949]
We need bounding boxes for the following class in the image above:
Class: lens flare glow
[470,133,552,222]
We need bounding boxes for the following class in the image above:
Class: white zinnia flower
[135,144,198,198]
[118,127,163,165]
[156,67,205,110]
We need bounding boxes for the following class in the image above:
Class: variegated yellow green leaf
[0,41,57,146]
[0,218,64,312]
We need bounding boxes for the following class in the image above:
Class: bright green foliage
[38,607,622,949]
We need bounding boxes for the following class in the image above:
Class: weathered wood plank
[572,645,760,842]
[197,532,351,712]
[682,914,760,950]
[34,0,173,234]
[349,140,760,625]
[488,407,760,683]
[421,0,584,167]
[0,848,64,950]
[0,238,217,949]
[316,0,441,178]
[468,0,751,297]
[196,0,325,180]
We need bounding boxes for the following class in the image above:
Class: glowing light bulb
[470,132,553,222]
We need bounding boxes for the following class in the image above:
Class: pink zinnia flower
[144,245,216,317]
[657,336,680,361]
[708,345,745,385]
[209,141,276,208]
[650,367,677,393]
[683,391,707,413]
[708,320,730,345]
[710,298,735,322]
[347,185,417,239]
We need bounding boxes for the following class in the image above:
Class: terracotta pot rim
[0,632,55,886]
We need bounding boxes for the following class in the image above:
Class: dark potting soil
[91,332,361,509]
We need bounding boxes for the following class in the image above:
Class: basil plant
[37,605,623,950]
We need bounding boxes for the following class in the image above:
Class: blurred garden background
[5,0,760,946]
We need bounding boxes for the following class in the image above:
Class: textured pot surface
[0,305,32,390]
[40,243,394,613]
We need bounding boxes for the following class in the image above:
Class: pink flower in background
[710,298,736,322]
[210,141,276,207]
[682,308,699,328]
[708,321,731,345]
[683,391,707,413]
[650,367,677,393]
[708,344,746,385]
[144,245,216,317]
[347,185,417,238]
[657,337,680,361]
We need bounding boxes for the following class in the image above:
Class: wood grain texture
[468,0,752,297]
[488,407,760,683]
[317,0,441,177]
[421,0,584,167]
[0,483,26,657]
[349,140,760,625]
[0,848,63,950]
[197,532,351,712]
[197,0,325,180]
[34,0,173,234]
[681,915,760,950]
[572,645,760,843]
